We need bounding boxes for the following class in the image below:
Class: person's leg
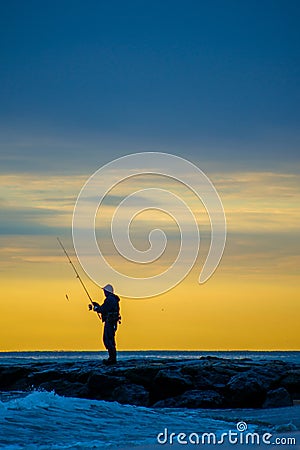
[107,322,117,361]
[103,323,110,361]
[103,322,117,363]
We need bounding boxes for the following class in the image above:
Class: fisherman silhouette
[89,284,121,365]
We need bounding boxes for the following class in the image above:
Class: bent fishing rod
[57,237,101,321]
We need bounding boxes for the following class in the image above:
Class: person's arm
[88,299,109,314]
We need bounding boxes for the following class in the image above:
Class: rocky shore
[1,356,299,409]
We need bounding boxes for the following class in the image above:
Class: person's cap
[102,284,114,294]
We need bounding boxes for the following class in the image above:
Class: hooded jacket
[94,293,120,323]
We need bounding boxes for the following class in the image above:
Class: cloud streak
[0,169,299,282]
[1,170,299,235]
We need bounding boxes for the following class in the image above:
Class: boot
[103,358,116,366]
[103,348,117,365]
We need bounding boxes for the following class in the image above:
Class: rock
[122,367,160,389]
[262,387,293,408]
[39,380,89,398]
[182,362,239,392]
[112,384,149,406]
[252,372,280,391]
[0,357,298,410]
[87,373,125,400]
[226,372,265,407]
[254,362,290,390]
[154,389,224,409]
[180,389,224,408]
[0,367,30,389]
[280,370,300,394]
[150,369,193,403]
[194,371,231,391]
[27,369,64,386]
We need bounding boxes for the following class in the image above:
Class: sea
[0,351,299,449]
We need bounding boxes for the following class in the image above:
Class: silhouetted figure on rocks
[89,284,121,365]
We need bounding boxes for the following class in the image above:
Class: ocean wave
[0,390,299,449]
[0,390,238,449]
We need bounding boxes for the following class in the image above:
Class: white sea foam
[0,390,299,449]
[0,390,242,448]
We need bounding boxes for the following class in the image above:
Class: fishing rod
[57,237,101,321]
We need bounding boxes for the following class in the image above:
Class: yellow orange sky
[0,170,299,350]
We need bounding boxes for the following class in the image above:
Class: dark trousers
[103,321,117,361]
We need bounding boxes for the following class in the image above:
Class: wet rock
[122,367,161,389]
[112,383,149,406]
[281,370,300,395]
[27,369,64,386]
[0,367,30,390]
[180,389,224,408]
[40,380,89,398]
[250,371,281,391]
[0,357,299,410]
[154,389,224,409]
[194,371,231,391]
[262,387,293,408]
[182,362,239,392]
[87,373,125,400]
[226,372,265,408]
[150,369,193,402]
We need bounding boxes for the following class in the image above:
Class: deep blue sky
[0,0,299,172]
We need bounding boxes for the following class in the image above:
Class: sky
[0,0,299,350]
